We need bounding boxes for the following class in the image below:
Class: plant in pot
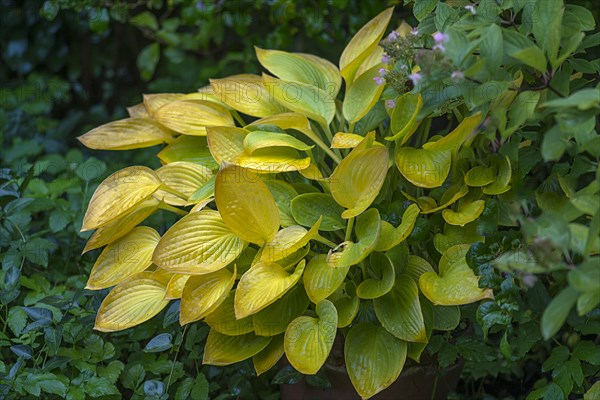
[78,6,514,399]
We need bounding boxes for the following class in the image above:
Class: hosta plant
[78,7,510,398]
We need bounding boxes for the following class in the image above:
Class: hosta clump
[79,8,502,398]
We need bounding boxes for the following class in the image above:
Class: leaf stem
[159,203,188,215]
[231,110,247,126]
[314,234,337,248]
[345,217,355,242]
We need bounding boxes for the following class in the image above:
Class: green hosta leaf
[357,252,395,299]
[203,330,272,366]
[204,293,254,336]
[343,64,386,123]
[464,165,497,187]
[482,155,512,195]
[291,193,346,231]
[303,254,350,303]
[541,287,579,340]
[329,281,360,328]
[284,300,338,374]
[345,323,407,399]
[253,334,285,376]
[253,285,310,336]
[263,179,298,228]
[327,208,381,268]
[374,274,426,342]
[405,255,435,283]
[235,260,305,319]
[433,306,460,331]
[375,203,420,251]
[243,131,314,153]
[386,93,422,143]
[153,210,246,274]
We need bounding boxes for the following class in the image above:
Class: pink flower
[373,76,384,86]
[465,5,476,14]
[387,31,400,41]
[433,43,446,52]
[378,67,387,76]
[386,99,396,108]
[381,54,391,63]
[451,70,464,80]
[410,27,419,36]
[408,73,422,86]
[433,32,449,44]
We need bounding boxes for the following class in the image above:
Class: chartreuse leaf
[407,298,434,362]
[262,74,336,125]
[253,334,285,376]
[203,330,272,366]
[82,166,162,231]
[236,148,312,172]
[165,274,189,299]
[153,100,234,136]
[424,113,482,153]
[357,252,395,299]
[235,260,305,319]
[155,162,213,206]
[434,223,483,254]
[442,200,486,227]
[153,210,246,274]
[83,198,160,253]
[331,132,367,149]
[243,131,314,154]
[330,281,360,327]
[464,165,497,187]
[255,48,341,97]
[260,219,321,262]
[433,306,460,331]
[86,227,160,289]
[284,300,338,374]
[210,74,287,118]
[343,63,386,123]
[405,255,435,283]
[156,135,218,170]
[395,147,451,188]
[78,118,172,150]
[330,133,389,218]
[482,155,511,195]
[420,183,469,215]
[95,271,169,332]
[206,126,247,165]
[419,245,493,306]
[180,267,236,325]
[375,204,420,251]
[143,93,183,114]
[291,193,346,231]
[386,93,422,143]
[263,179,298,228]
[374,274,426,342]
[339,7,394,83]
[127,103,149,118]
[345,323,407,399]
[215,164,280,244]
[303,254,350,303]
[204,292,254,336]
[327,208,381,268]
[253,285,310,336]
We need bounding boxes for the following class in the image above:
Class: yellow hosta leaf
[157,135,219,170]
[256,48,342,97]
[262,74,336,125]
[423,113,482,153]
[260,218,321,262]
[235,148,311,172]
[205,292,254,336]
[482,155,512,195]
[235,260,305,319]
[420,183,469,215]
[253,334,285,375]
[83,198,160,253]
[329,281,359,328]
[386,93,422,143]
[357,252,395,299]
[284,300,338,374]
[143,93,184,114]
[327,208,381,268]
[355,45,384,78]
[343,64,386,123]
[339,7,393,83]
[464,165,497,187]
[82,166,162,231]
[404,255,435,283]
[215,164,280,244]
[153,210,246,274]
[374,274,427,342]
[253,285,310,336]
[127,103,149,118]
[331,132,367,149]
[345,323,407,399]
[374,203,420,251]
[78,118,172,150]
[165,274,189,299]
[330,133,389,219]
[154,100,234,136]
[303,254,350,303]
[395,147,451,188]
[419,245,493,305]
[210,74,287,117]
[180,267,236,325]
[203,329,272,366]
[442,199,486,226]
[94,271,169,332]
[206,126,247,165]
[155,162,213,206]
[86,227,160,290]
[243,131,314,154]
